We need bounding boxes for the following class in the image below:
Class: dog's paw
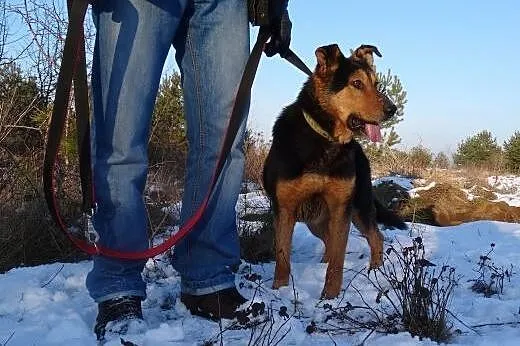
[369,252,383,269]
[320,287,340,300]
[272,278,289,289]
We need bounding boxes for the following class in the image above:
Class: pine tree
[453,130,502,168]
[149,72,187,177]
[504,131,520,173]
[361,69,407,159]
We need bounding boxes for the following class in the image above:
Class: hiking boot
[180,287,247,320]
[94,296,143,340]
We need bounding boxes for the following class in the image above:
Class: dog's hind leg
[352,210,384,269]
[304,203,330,262]
[272,206,296,289]
[307,219,330,263]
[352,145,384,269]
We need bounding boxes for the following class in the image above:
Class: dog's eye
[352,80,363,90]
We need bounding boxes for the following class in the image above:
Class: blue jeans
[86,0,250,302]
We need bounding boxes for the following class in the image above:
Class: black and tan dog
[263,44,407,299]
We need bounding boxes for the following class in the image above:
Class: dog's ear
[351,45,382,69]
[315,44,343,75]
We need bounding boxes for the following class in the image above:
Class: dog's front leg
[321,202,350,299]
[273,206,296,289]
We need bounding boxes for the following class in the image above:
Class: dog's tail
[375,198,408,230]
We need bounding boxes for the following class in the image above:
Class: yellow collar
[302,110,335,142]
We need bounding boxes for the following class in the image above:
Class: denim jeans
[85,0,250,302]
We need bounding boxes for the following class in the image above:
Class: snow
[1,175,520,345]
[487,175,520,207]
[408,181,437,198]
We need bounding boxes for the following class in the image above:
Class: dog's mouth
[348,116,382,143]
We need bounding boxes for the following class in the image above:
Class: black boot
[94,296,143,340]
[180,287,247,320]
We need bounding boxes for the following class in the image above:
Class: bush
[453,130,502,169]
[503,131,520,174]
[408,145,432,171]
[433,152,450,169]
[315,236,458,343]
[244,130,270,187]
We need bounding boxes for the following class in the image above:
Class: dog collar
[302,110,336,142]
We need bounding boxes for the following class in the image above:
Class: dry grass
[0,152,87,273]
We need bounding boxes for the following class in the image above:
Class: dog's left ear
[351,45,382,69]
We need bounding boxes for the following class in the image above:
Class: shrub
[315,236,458,343]
[469,243,513,297]
[408,145,433,171]
[433,152,450,169]
[503,131,520,174]
[453,130,502,169]
[380,237,457,342]
[243,130,270,187]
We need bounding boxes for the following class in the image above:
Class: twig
[471,321,520,328]
[326,331,338,346]
[357,328,375,346]
[40,264,64,288]
[1,331,15,346]
[445,309,480,335]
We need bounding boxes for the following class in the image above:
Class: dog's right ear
[315,44,342,76]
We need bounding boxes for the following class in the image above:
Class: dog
[262,44,407,299]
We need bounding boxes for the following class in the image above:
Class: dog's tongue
[365,123,382,142]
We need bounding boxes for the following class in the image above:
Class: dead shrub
[378,237,458,342]
[315,236,458,343]
[244,130,270,187]
[469,243,514,297]
[0,152,86,273]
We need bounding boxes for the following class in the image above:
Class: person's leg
[86,0,188,304]
[171,0,250,295]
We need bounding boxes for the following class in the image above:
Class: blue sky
[8,1,518,154]
[241,0,520,154]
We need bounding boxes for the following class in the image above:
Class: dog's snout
[384,102,397,118]
[381,93,397,120]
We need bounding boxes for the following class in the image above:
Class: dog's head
[311,44,396,143]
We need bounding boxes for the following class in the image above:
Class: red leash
[43,0,311,260]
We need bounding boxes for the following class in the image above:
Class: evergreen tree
[453,130,502,167]
[362,69,407,158]
[377,69,407,146]
[149,73,187,177]
[504,131,520,173]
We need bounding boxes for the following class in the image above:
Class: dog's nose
[384,103,397,119]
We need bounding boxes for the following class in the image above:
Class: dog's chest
[303,143,356,178]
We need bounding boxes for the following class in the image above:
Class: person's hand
[264,1,292,58]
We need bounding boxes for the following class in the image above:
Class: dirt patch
[375,181,520,226]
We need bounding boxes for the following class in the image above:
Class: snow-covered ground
[1,176,519,345]
[488,175,520,207]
